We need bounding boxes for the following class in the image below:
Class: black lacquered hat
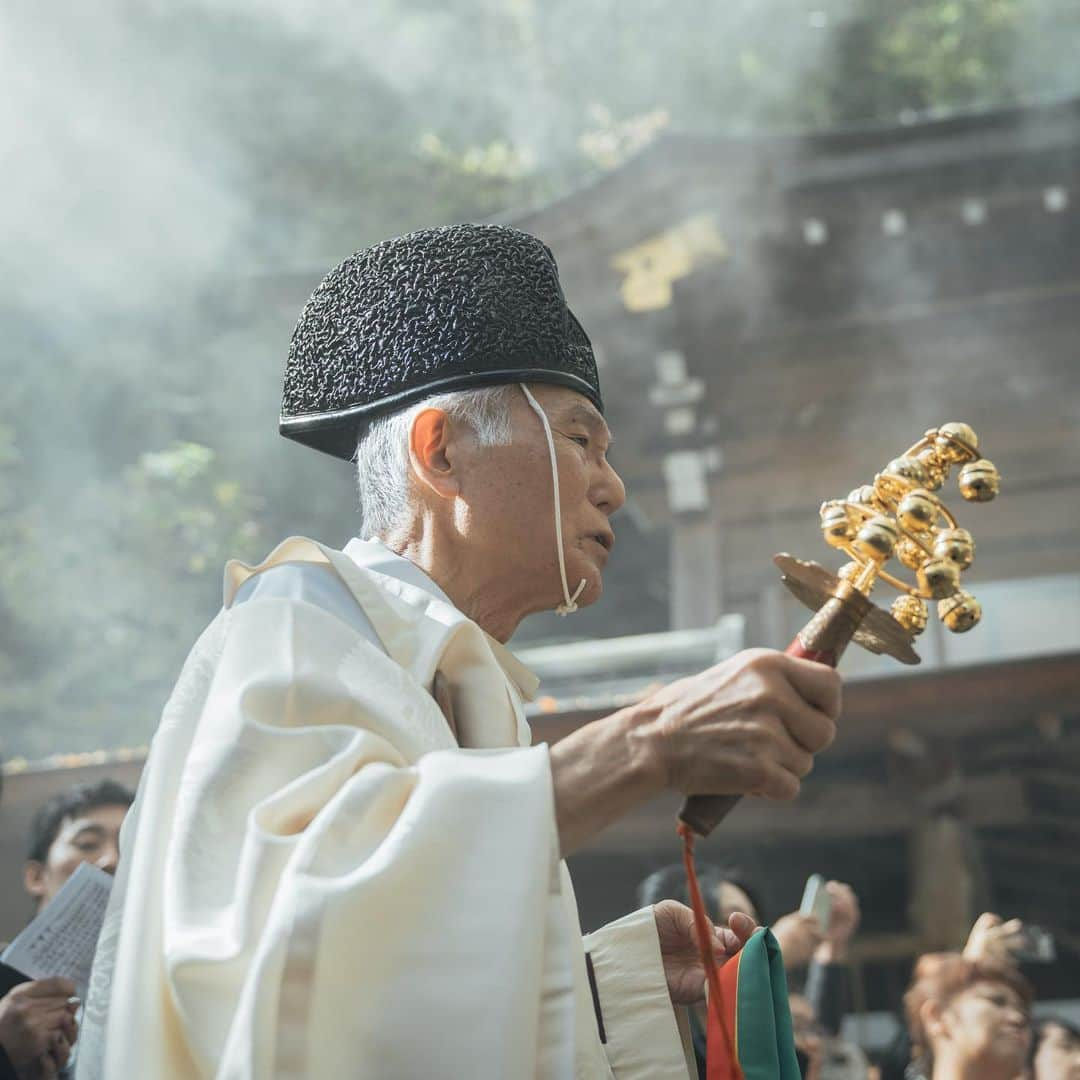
[280,223,603,460]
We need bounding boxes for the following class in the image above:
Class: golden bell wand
[679,421,1000,836]
[673,423,1001,1055]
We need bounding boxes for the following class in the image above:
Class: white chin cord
[520,384,587,616]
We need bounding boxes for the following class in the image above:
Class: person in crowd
[0,764,84,1079]
[903,952,1032,1080]
[23,781,133,913]
[1032,1017,1080,1080]
[879,911,1036,1080]
[638,864,863,1078]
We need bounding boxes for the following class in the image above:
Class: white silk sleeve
[583,908,696,1080]
[92,597,571,1080]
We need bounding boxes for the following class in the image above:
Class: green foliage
[1,0,1079,760]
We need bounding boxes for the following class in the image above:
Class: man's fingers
[59,1012,79,1043]
[20,977,77,999]
[750,758,802,801]
[728,911,757,943]
[780,654,843,721]
[772,679,838,756]
[715,927,741,955]
[999,918,1024,936]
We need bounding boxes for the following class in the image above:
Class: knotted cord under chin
[519,384,587,616]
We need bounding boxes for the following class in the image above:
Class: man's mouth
[586,530,614,554]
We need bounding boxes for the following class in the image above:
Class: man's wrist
[548,700,668,855]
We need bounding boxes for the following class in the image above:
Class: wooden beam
[574,772,1029,855]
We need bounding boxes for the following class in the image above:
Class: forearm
[549,703,665,856]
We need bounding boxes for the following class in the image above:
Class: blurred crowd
[640,863,1080,1080]
[0,775,1077,1078]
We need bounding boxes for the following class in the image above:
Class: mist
[2,0,1079,760]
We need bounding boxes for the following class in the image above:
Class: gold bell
[959,458,1000,502]
[914,448,947,491]
[933,527,975,570]
[891,594,928,635]
[854,515,899,562]
[847,485,879,508]
[936,422,979,462]
[876,457,929,501]
[897,488,940,532]
[918,557,961,599]
[896,537,930,571]
[820,501,854,548]
[939,590,982,632]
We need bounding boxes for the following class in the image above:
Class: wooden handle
[677,589,866,837]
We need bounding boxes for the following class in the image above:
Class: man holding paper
[78,225,840,1077]
[0,773,103,1075]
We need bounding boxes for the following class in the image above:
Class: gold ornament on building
[774,422,999,663]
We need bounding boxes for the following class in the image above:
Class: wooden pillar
[669,507,722,630]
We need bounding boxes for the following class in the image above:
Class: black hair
[27,779,134,863]
[636,862,768,925]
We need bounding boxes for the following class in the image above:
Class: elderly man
[78,224,839,1078]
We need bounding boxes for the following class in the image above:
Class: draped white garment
[77,537,693,1079]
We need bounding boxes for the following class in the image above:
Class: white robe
[77,537,694,1079]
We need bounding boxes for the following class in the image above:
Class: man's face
[1035,1022,1080,1080]
[937,980,1031,1076]
[24,802,127,910]
[450,384,625,618]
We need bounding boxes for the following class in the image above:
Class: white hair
[355,385,515,537]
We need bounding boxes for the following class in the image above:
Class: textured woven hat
[280,223,603,460]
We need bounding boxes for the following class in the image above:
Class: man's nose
[97,844,120,875]
[594,458,626,516]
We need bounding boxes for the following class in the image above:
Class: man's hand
[641,648,841,800]
[549,648,841,856]
[0,978,78,1079]
[814,881,860,964]
[652,900,757,1005]
[772,913,824,969]
[963,912,1025,967]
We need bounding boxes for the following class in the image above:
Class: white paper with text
[2,862,113,999]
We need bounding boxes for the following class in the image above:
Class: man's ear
[409,408,460,499]
[24,860,46,901]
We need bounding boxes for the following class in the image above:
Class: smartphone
[799,873,832,932]
[1013,924,1056,963]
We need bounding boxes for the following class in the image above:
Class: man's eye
[570,435,589,448]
